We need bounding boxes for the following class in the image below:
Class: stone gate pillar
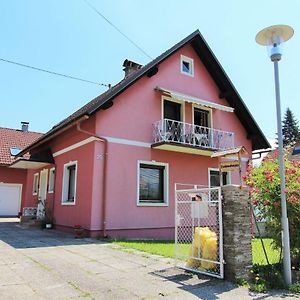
[222,185,252,280]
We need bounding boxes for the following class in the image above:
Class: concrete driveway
[0,218,298,300]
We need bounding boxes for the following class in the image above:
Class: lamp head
[255,25,294,61]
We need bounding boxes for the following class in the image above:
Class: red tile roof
[0,127,43,166]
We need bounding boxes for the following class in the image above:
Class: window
[164,99,182,121]
[48,168,55,193]
[209,169,230,187]
[137,161,169,206]
[292,145,300,155]
[33,173,39,195]
[62,161,77,204]
[180,55,194,77]
[194,107,210,128]
[10,147,22,156]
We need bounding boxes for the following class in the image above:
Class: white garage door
[0,184,22,216]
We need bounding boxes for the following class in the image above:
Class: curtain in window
[139,164,164,203]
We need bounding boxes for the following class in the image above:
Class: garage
[0,183,22,216]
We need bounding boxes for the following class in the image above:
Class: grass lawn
[113,238,281,265]
[252,238,281,265]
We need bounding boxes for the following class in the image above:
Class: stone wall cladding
[222,185,252,281]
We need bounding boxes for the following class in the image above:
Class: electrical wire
[83,0,153,60]
[0,58,110,87]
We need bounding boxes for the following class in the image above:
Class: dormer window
[181,55,194,77]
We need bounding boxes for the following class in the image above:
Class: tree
[282,108,300,147]
[244,148,300,266]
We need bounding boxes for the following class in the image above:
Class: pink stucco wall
[22,117,97,228]
[23,42,253,238]
[90,43,252,237]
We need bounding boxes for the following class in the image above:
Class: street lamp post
[255,25,294,285]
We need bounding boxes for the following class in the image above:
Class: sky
[1,0,300,142]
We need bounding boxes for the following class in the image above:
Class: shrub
[249,264,286,291]
[289,282,300,293]
[244,147,300,265]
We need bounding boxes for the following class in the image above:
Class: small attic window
[292,145,300,155]
[181,55,194,77]
[10,147,22,156]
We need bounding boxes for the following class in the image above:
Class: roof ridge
[0,126,43,134]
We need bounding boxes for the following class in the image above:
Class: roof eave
[16,114,89,157]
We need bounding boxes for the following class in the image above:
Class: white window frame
[61,161,78,205]
[48,167,55,193]
[208,168,231,188]
[180,55,194,77]
[137,160,169,207]
[207,168,230,206]
[32,173,39,195]
[161,95,185,123]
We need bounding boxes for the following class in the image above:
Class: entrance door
[37,169,48,220]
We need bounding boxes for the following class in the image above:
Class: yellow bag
[186,227,217,270]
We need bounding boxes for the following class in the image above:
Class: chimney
[122,59,142,78]
[21,121,29,132]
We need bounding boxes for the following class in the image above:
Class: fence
[175,184,224,278]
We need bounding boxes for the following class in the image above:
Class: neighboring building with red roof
[0,123,42,216]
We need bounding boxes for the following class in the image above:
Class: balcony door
[194,108,209,127]
[163,100,182,142]
[193,107,210,146]
[164,100,181,121]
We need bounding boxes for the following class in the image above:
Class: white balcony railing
[153,119,234,151]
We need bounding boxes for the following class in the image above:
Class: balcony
[152,119,234,155]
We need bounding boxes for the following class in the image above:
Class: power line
[83,0,153,60]
[0,58,110,87]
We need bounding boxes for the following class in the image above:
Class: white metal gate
[175,184,224,279]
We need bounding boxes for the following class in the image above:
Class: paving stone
[0,218,299,300]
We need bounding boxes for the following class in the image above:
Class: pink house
[0,123,42,216]
[12,30,269,238]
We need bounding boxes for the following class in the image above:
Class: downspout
[51,164,57,225]
[76,119,108,238]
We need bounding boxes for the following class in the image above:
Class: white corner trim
[53,137,100,157]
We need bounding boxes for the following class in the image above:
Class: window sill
[137,202,168,207]
[48,191,54,194]
[32,193,38,196]
[61,201,76,206]
[180,71,194,77]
